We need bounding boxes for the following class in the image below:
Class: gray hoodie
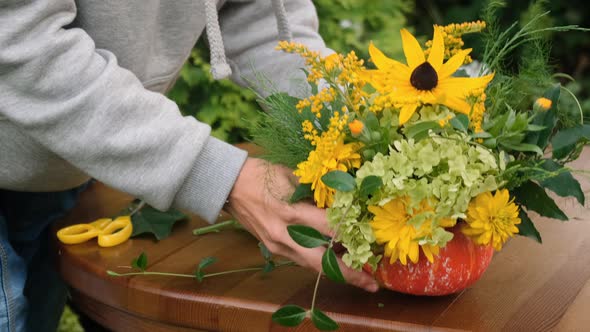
[0,0,329,222]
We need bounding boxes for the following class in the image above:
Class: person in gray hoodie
[0,0,378,330]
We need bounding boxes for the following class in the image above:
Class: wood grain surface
[53,148,590,332]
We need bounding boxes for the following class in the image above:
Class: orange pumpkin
[367,226,494,296]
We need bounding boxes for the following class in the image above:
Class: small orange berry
[348,119,364,136]
[534,97,552,111]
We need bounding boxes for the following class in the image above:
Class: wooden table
[54,151,590,332]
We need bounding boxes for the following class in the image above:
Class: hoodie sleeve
[219,0,333,97]
[0,0,247,223]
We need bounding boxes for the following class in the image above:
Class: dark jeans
[0,183,89,332]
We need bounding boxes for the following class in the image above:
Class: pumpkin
[367,226,494,296]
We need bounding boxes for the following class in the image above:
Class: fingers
[291,245,379,292]
[259,224,378,292]
[290,202,335,237]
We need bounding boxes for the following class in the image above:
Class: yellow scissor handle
[57,224,101,244]
[90,218,113,230]
[97,216,133,247]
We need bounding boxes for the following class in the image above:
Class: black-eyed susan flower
[462,189,521,251]
[369,197,456,265]
[364,27,495,125]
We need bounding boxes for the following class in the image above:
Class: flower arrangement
[250,2,589,329]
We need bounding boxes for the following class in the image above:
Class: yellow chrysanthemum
[364,27,495,125]
[462,189,521,251]
[369,197,456,265]
[294,137,361,208]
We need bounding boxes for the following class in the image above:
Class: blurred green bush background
[60,0,589,330]
[167,0,589,144]
[167,0,413,143]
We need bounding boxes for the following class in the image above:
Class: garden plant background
[58,0,589,330]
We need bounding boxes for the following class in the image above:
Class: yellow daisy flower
[462,189,521,251]
[369,197,456,265]
[364,27,495,125]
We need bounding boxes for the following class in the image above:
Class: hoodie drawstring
[204,0,292,80]
[271,0,293,42]
[204,0,232,80]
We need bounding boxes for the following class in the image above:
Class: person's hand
[226,157,379,292]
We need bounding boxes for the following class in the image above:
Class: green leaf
[403,121,440,141]
[526,84,560,149]
[287,225,329,248]
[485,112,508,136]
[131,252,148,271]
[263,261,275,273]
[131,206,187,241]
[526,124,546,132]
[311,309,339,331]
[359,176,383,199]
[194,256,217,282]
[500,142,543,155]
[258,242,272,261]
[540,159,585,205]
[551,125,590,159]
[543,84,561,113]
[365,112,380,130]
[512,181,568,221]
[483,137,497,148]
[472,131,493,139]
[321,248,345,283]
[450,114,469,132]
[289,183,313,203]
[517,209,542,243]
[321,171,356,192]
[271,305,307,327]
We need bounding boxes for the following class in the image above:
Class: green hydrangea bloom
[328,133,501,270]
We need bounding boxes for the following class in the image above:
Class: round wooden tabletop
[53,150,590,332]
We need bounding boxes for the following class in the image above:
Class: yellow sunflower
[369,197,456,265]
[462,189,521,251]
[364,27,495,125]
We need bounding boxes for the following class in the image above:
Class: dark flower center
[410,62,438,91]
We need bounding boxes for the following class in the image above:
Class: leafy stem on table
[107,251,295,282]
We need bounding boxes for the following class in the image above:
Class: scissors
[57,216,133,247]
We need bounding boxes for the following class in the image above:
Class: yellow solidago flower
[467,88,487,133]
[425,21,487,63]
[364,27,494,125]
[324,53,341,72]
[295,112,361,207]
[369,197,456,265]
[276,41,323,82]
[462,189,521,251]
